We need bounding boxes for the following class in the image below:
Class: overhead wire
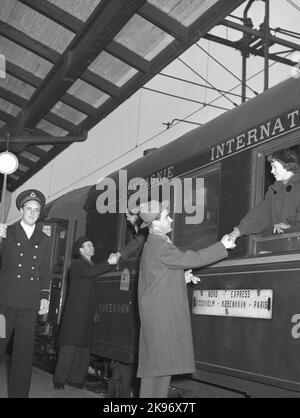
[142,87,230,111]
[158,73,248,99]
[177,57,238,107]
[50,52,295,199]
[195,43,259,96]
[286,0,300,13]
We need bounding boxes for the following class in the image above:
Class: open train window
[87,211,121,263]
[253,142,300,256]
[173,167,220,251]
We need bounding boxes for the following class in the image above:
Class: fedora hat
[139,200,169,229]
[73,236,92,257]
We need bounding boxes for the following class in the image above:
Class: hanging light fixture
[0,134,19,223]
[0,150,19,175]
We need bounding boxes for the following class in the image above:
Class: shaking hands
[221,234,236,250]
[108,252,121,265]
[185,269,201,285]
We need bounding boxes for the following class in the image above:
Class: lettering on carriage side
[98,303,130,314]
[291,314,300,339]
[210,108,300,162]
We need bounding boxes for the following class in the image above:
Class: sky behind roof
[6,0,300,222]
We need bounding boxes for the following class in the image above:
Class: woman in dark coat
[53,236,118,389]
[230,148,300,239]
[136,201,235,398]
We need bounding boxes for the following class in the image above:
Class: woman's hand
[185,269,201,284]
[273,223,291,234]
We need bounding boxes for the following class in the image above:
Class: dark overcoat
[57,256,112,347]
[120,231,147,260]
[137,234,228,378]
[238,172,300,235]
[0,222,50,310]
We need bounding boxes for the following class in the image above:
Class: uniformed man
[0,189,50,398]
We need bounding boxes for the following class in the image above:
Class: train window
[87,211,121,263]
[254,143,300,255]
[173,168,220,251]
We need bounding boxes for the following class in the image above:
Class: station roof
[0,0,245,192]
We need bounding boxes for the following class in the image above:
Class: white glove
[221,234,236,250]
[0,223,7,239]
[39,299,49,315]
[108,253,120,265]
[185,269,201,284]
[273,223,290,234]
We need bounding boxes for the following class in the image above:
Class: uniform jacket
[237,172,300,236]
[0,222,50,310]
[137,233,228,378]
[57,256,112,347]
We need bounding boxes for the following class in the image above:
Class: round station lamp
[0,151,19,175]
[0,151,19,223]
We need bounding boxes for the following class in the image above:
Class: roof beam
[17,0,84,34]
[188,0,245,38]
[12,144,70,190]
[16,0,147,129]
[81,71,120,98]
[79,0,246,132]
[0,87,83,135]
[106,41,150,73]
[0,110,16,126]
[43,113,82,136]
[5,61,97,117]
[17,155,36,169]
[0,87,26,108]
[137,3,188,41]
[0,134,87,145]
[0,20,59,63]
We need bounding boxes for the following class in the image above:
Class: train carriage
[39,75,300,397]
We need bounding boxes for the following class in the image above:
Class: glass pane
[173,168,220,251]
[87,212,120,263]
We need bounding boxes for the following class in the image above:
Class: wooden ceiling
[0,0,245,191]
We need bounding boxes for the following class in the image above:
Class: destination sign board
[192,289,273,319]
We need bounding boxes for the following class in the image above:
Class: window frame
[250,131,300,257]
[171,163,222,250]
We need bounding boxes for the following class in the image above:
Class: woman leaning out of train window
[229,148,300,241]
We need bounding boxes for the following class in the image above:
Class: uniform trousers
[0,306,37,398]
[54,345,90,385]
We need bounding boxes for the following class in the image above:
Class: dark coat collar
[270,172,300,193]
[10,222,46,246]
[80,255,94,266]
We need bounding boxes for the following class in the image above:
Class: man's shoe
[68,382,84,389]
[54,383,65,390]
